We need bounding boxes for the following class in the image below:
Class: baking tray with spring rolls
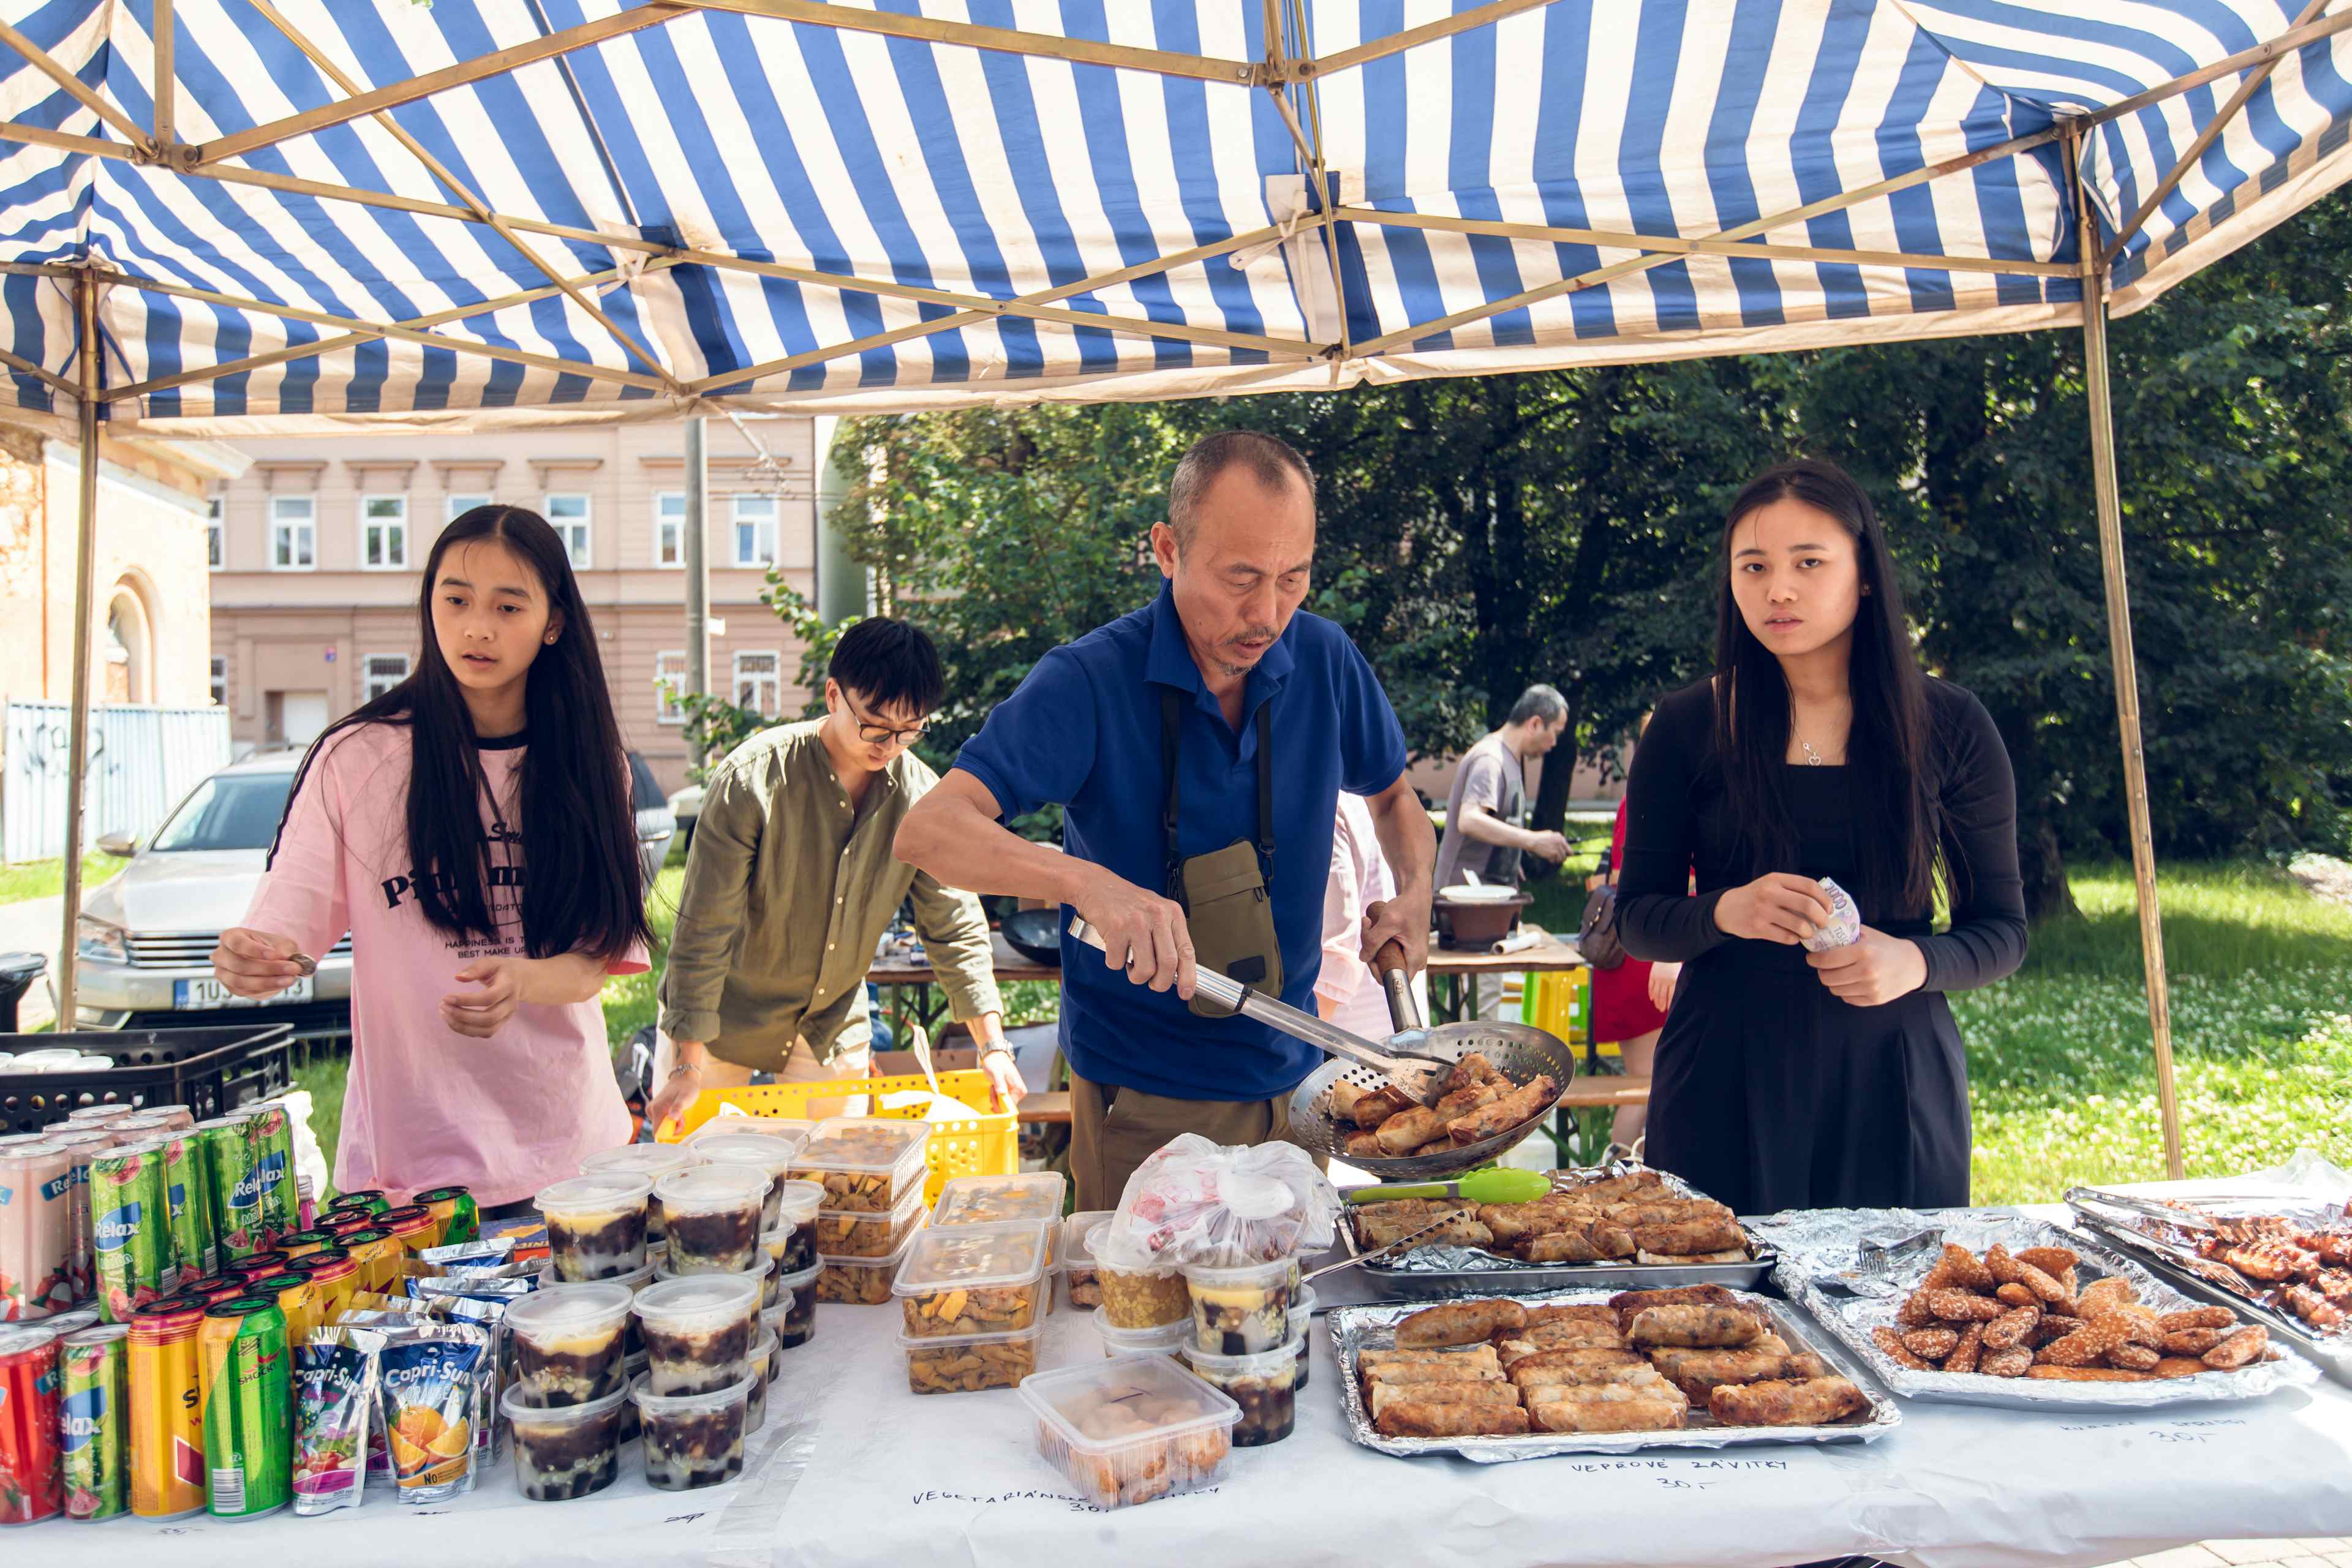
[1330,1286,1900,1461]
[1336,1166,1776,1301]
[1755,1207,2323,1411]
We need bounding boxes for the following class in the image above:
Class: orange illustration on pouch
[386,1404,472,1489]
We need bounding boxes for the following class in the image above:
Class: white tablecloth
[13,1206,2351,1568]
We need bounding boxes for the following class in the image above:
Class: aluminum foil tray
[1336,1167,1773,1302]
[1329,1286,1899,1461]
[1751,1207,2323,1411]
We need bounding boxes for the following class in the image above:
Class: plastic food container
[1092,1307,1189,1360]
[536,1259,655,1356]
[1288,1286,1316,1392]
[815,1183,927,1259]
[535,1174,654,1281]
[1182,1343,1296,1447]
[1182,1257,1291,1354]
[653,1165,769,1273]
[767,1261,818,1348]
[1063,1211,1112,1310]
[688,1115,813,1150]
[688,1133,802,1231]
[816,1210,926,1305]
[932,1172,1068,1265]
[630,1373,755,1492]
[579,1145,704,1242]
[507,1283,634,1407]
[744,1329,777,1432]
[1093,1227,1191,1330]
[502,1382,628,1502]
[899,1319,1044,1394]
[894,1218,1049,1338]
[631,1272,761,1395]
[789,1118,931,1215]
[657,1251,777,1310]
[1019,1355,1240,1510]
[765,1180,824,1275]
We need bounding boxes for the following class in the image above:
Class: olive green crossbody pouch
[1162,688,1283,1019]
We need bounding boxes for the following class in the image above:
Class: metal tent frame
[16,0,2351,1178]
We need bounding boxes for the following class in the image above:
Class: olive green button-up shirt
[657,720,1001,1068]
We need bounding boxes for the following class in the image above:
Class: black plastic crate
[0,1023,295,1137]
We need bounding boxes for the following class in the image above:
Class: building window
[205,497,223,570]
[732,495,778,568]
[361,495,409,570]
[655,650,687,723]
[655,492,685,568]
[362,653,410,702]
[270,496,315,570]
[547,493,590,568]
[209,655,227,707]
[446,493,492,522]
[733,650,780,718]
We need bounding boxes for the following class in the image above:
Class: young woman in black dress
[1616,457,2027,1213]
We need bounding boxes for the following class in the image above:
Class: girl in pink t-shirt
[213,507,652,1208]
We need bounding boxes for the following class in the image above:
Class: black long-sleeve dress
[1616,677,2027,1214]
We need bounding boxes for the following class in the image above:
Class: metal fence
[2,701,232,864]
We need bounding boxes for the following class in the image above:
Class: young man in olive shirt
[649,619,1023,1129]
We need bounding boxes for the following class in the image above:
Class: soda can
[59,1322,129,1520]
[222,1253,288,1287]
[42,1308,100,1337]
[295,1251,360,1329]
[328,1189,390,1218]
[198,1299,291,1521]
[63,1106,136,1126]
[383,1204,443,1254]
[196,1117,261,1260]
[0,1140,75,1319]
[46,1129,117,1302]
[0,1324,63,1524]
[413,1187,479,1247]
[321,1212,377,1240]
[145,1107,197,1134]
[340,1230,405,1295]
[249,1273,317,1347]
[154,1130,218,1283]
[89,1142,176,1324]
[239,1106,299,1238]
[278,1228,336,1261]
[127,1301,205,1519]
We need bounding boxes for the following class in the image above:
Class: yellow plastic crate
[657,1070,1017,1205]
[1523,970,1594,1051]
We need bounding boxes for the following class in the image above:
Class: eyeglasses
[839,688,929,747]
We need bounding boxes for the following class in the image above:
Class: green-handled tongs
[1343,1167,1556,1205]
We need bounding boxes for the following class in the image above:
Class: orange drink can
[126,1300,205,1519]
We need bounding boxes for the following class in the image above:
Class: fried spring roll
[1512,1362,1678,1396]
[1368,1379,1522,1420]
[1434,1082,1507,1121]
[1708,1376,1868,1427]
[1528,1396,1686,1434]
[1346,1084,1415,1129]
[1631,1218,1749,1256]
[1635,1248,1751,1265]
[1521,1230,1601,1264]
[1524,1304,1619,1330]
[1374,1106,1453,1155]
[1520,1317,1626,1351]
[1444,1052,1504,1091]
[1560,1170,1665,1201]
[1344,1129,1387,1159]
[1609,1284,1738,1317]
[1506,1348,1643,1387]
[1447,1076,1558,1144]
[1395,1298,1527,1348]
[1374,1401,1531,1439]
[1358,1344,1502,1371]
[1627,1304,1762,1348]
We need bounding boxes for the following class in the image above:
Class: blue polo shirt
[953,581,1409,1101]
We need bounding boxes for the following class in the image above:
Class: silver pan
[1287,1020,1579,1180]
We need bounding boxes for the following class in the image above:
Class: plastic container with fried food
[788,1118,932,1215]
[814,1183,927,1259]
[899,1319,1045,1395]
[893,1218,1049,1338]
[816,1211,926,1306]
[1019,1355,1240,1509]
[932,1172,1068,1265]
[1063,1210,1112,1310]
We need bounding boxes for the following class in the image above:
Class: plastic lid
[821,1209,928,1269]
[506,1283,634,1339]
[892,1317,1047,1352]
[652,1164,771,1215]
[1017,1355,1240,1455]
[690,1116,812,1147]
[656,1253,774,1288]
[689,1134,801,1178]
[1181,1342,1297,1378]
[1291,1285,1319,1318]
[539,1258,656,1294]
[1091,1307,1190,1354]
[773,1259,821,1291]
[630,1272,760,1327]
[748,1327,778,1368]
[579,1145,704,1182]
[792,1117,930,1174]
[771,1180,824,1224]
[628,1370,756,1414]
[1063,1212,1113,1268]
[535,1173,654,1215]
[501,1379,629,1427]
[892,1218,1049,1298]
[1180,1256,1291,1287]
[932,1172,1068,1230]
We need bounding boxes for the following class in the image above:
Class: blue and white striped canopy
[0,0,2346,430]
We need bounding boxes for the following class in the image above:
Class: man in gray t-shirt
[1434,685,1573,889]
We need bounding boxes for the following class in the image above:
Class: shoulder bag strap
[1161,687,1186,895]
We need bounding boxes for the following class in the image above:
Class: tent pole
[2070,131,2186,1181]
[56,272,101,1034]
[685,418,710,773]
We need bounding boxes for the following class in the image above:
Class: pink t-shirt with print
[244,722,644,1207]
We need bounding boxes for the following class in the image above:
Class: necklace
[1796,729,1826,767]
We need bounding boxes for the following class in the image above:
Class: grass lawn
[0,851,122,906]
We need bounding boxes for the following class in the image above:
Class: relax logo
[168,1180,186,1211]
[41,1172,70,1203]
[94,1202,142,1252]
[59,1387,105,1452]
[228,1151,287,1213]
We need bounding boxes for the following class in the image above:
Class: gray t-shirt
[1434,732,1526,889]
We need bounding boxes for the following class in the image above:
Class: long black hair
[1711,458,1943,918]
[270,506,650,963]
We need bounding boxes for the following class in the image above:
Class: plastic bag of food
[1800,876,1863,952]
[1097,1135,1338,1270]
[292,1328,382,1516]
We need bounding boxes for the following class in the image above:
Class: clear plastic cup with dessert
[652,1164,769,1274]
[506,1282,635,1407]
[631,1272,761,1396]
[535,1173,655,1283]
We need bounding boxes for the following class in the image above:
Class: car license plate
[175,974,312,1009]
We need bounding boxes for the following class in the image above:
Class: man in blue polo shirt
[895,430,1435,1210]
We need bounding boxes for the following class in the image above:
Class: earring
[543,633,558,644]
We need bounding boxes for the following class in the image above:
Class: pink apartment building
[207,418,822,794]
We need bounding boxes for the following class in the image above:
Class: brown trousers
[1068,1069,1316,1214]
